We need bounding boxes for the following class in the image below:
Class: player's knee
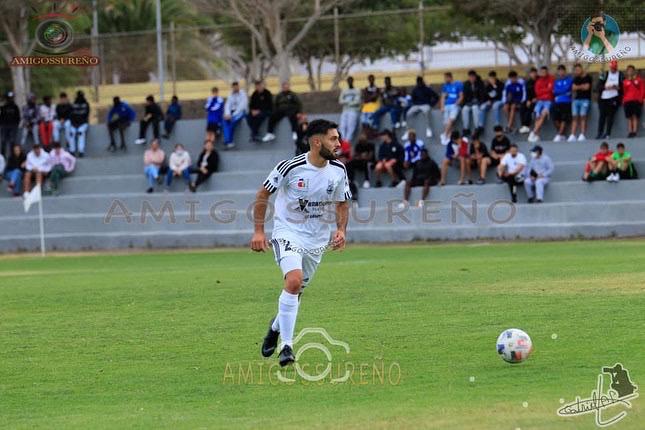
[284,270,303,294]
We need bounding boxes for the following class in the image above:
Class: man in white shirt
[24,144,51,194]
[46,142,76,194]
[251,119,350,367]
[165,143,192,189]
[338,76,361,142]
[222,81,248,149]
[497,143,526,203]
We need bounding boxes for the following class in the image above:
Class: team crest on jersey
[326,179,334,195]
[296,178,308,189]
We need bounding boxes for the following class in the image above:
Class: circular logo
[35,19,74,53]
[580,14,620,56]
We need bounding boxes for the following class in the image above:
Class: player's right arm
[251,186,271,252]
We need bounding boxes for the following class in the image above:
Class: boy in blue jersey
[552,65,573,142]
[502,71,526,133]
[204,87,224,142]
[440,72,464,145]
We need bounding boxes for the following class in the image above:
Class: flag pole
[38,198,46,257]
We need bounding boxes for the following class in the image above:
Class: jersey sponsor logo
[298,198,309,212]
[296,178,308,189]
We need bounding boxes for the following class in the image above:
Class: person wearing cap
[596,60,623,140]
[162,95,182,139]
[497,143,526,203]
[135,95,163,145]
[0,92,21,158]
[338,76,361,142]
[222,81,248,149]
[247,80,273,143]
[20,94,40,147]
[524,145,554,203]
[406,76,439,138]
[262,81,302,142]
[107,96,136,151]
[461,70,486,137]
[23,144,51,194]
[68,90,90,157]
[53,92,72,147]
[622,65,645,138]
[46,141,76,195]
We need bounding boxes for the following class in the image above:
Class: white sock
[277,290,300,347]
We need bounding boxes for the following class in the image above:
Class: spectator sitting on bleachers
[524,145,554,203]
[552,64,573,142]
[570,63,592,141]
[519,67,538,134]
[4,144,26,197]
[528,66,554,142]
[205,87,224,142]
[348,133,375,189]
[162,95,182,139]
[406,76,439,138]
[21,94,39,147]
[374,129,404,188]
[23,144,50,194]
[582,141,612,182]
[607,142,638,182]
[107,96,136,152]
[223,81,248,149]
[489,125,511,170]
[402,129,424,170]
[295,120,309,156]
[360,74,380,133]
[440,72,464,145]
[468,136,491,185]
[623,65,644,138]
[596,60,623,140]
[337,138,357,200]
[402,148,440,208]
[481,71,504,130]
[135,95,163,146]
[46,142,76,195]
[248,80,273,143]
[497,143,526,203]
[372,76,404,130]
[189,139,219,193]
[53,92,71,147]
[143,139,165,193]
[165,143,192,189]
[502,70,526,133]
[68,90,90,158]
[38,95,55,149]
[461,70,487,137]
[439,130,470,186]
[338,76,361,142]
[262,81,302,142]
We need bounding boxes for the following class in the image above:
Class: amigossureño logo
[571,11,631,63]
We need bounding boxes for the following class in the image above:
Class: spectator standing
[338,76,361,141]
[570,63,593,141]
[481,71,504,130]
[262,81,302,142]
[502,71,526,133]
[402,149,440,207]
[143,139,165,193]
[468,136,492,184]
[489,125,511,169]
[68,90,90,157]
[623,65,645,138]
[23,144,50,194]
[497,143,526,203]
[552,64,574,142]
[406,76,439,138]
[222,81,248,149]
[607,142,638,182]
[372,76,403,129]
[205,87,224,142]
[582,142,612,181]
[107,96,136,151]
[524,145,554,203]
[20,94,39,147]
[439,130,469,186]
[46,142,76,195]
[4,144,26,196]
[440,72,464,145]
[360,74,381,131]
[247,80,273,143]
[461,70,487,136]
[348,133,375,189]
[162,95,182,139]
[53,92,71,147]
[135,95,163,145]
[189,139,219,192]
[596,60,623,139]
[519,67,538,134]
[165,143,192,188]
[38,95,55,149]
[528,66,555,142]
[374,129,404,187]
[0,92,21,158]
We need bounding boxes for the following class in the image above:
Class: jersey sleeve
[263,160,288,194]
[333,167,352,202]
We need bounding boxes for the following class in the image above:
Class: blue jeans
[68,123,88,153]
[223,112,246,144]
[165,167,191,186]
[144,165,160,188]
[479,100,503,126]
[371,105,401,129]
[7,168,23,194]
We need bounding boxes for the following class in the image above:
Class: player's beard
[319,145,338,161]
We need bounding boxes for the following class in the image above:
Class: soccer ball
[496,328,533,363]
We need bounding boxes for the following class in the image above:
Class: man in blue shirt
[502,70,526,133]
[204,87,224,143]
[402,129,425,169]
[107,96,136,152]
[440,72,463,145]
[162,95,182,139]
[552,64,573,142]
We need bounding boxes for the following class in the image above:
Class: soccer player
[251,119,351,367]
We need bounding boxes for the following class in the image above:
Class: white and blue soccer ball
[496,328,533,363]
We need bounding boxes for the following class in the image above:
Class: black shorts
[410,177,431,187]
[489,155,502,166]
[206,122,220,133]
[624,101,642,118]
[552,103,572,122]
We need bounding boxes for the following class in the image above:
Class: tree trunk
[276,50,291,83]
[316,57,323,91]
[10,66,27,107]
[305,57,316,91]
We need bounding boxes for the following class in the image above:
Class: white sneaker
[394,122,401,129]
[528,132,539,142]
[134,138,146,145]
[417,200,424,208]
[426,128,433,138]
[362,180,370,189]
[553,134,564,142]
[519,126,530,134]
[292,132,298,140]
[577,134,586,141]
[613,173,620,182]
[262,133,276,142]
[401,121,407,128]
[567,134,576,142]
[606,173,616,182]
[397,201,408,210]
[440,133,449,145]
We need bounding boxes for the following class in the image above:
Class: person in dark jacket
[189,139,219,192]
[135,95,163,145]
[162,95,182,139]
[461,70,487,136]
[480,70,504,128]
[107,96,136,152]
[20,94,40,147]
[0,92,21,159]
[519,67,538,133]
[262,81,302,142]
[405,76,439,138]
[294,120,309,156]
[247,80,273,142]
[53,92,72,147]
[596,59,624,139]
[371,76,404,130]
[68,90,90,157]
[402,148,440,207]
[374,129,405,187]
[4,144,26,196]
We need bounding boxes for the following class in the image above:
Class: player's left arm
[332,201,349,250]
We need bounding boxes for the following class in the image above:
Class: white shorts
[271,238,323,287]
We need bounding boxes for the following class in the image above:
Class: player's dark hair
[616,142,625,149]
[540,66,548,71]
[467,69,477,76]
[450,130,460,140]
[574,63,582,69]
[600,142,609,149]
[494,125,504,132]
[59,92,67,98]
[508,70,517,78]
[211,86,218,93]
[146,95,154,102]
[305,119,338,140]
[510,143,518,149]
[626,64,636,70]
[52,141,61,149]
[557,64,566,71]
[445,72,453,78]
[488,70,497,78]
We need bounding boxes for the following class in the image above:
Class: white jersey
[263,152,351,249]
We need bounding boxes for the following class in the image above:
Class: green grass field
[1,240,644,429]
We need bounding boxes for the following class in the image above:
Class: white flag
[23,184,42,213]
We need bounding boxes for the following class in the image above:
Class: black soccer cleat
[261,317,279,357]
[278,344,295,367]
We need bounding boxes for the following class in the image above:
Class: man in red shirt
[582,142,613,181]
[623,65,645,138]
[528,66,555,142]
